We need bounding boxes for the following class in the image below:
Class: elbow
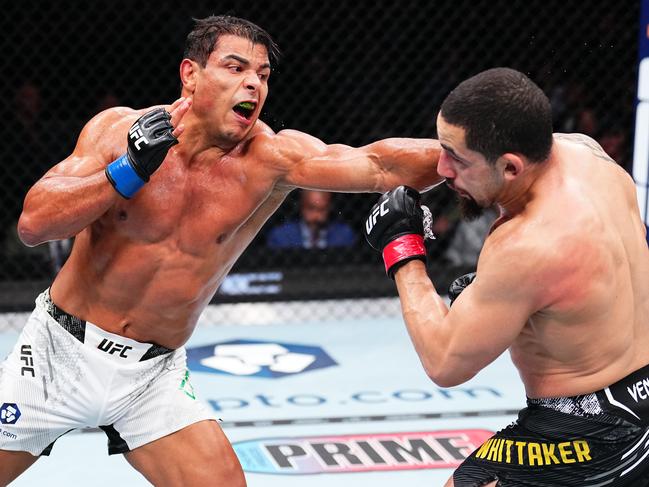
[427,372,466,389]
[421,356,475,388]
[17,213,45,247]
[424,368,464,388]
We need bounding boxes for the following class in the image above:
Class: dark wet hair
[183,15,280,67]
[440,67,553,164]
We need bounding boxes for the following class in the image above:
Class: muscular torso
[500,135,649,397]
[51,112,289,348]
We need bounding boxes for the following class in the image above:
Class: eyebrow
[441,144,460,159]
[222,54,271,70]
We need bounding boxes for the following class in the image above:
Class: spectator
[443,207,498,268]
[48,238,72,275]
[0,81,53,275]
[94,90,123,113]
[267,190,357,249]
[574,107,598,137]
[598,125,629,169]
[1,82,49,238]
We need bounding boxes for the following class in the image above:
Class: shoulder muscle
[45,107,138,178]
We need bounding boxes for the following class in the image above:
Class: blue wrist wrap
[105,155,145,199]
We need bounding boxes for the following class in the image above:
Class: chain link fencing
[0,1,639,329]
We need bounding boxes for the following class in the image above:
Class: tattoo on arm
[554,133,616,164]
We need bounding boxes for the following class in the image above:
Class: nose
[244,72,261,91]
[437,150,456,179]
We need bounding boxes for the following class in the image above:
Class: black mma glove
[364,185,433,278]
[105,108,178,198]
[448,272,476,306]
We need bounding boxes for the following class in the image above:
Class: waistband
[527,363,649,425]
[42,290,174,363]
[527,393,604,417]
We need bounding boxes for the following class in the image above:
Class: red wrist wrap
[382,234,426,274]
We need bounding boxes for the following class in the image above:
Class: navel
[216,233,227,244]
[117,210,128,221]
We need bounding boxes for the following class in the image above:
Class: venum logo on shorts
[0,403,21,425]
[97,338,133,358]
[626,377,649,402]
[19,344,35,377]
[186,339,337,378]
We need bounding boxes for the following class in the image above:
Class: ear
[498,153,525,181]
[179,59,199,94]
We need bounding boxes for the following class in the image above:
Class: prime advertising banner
[0,315,524,487]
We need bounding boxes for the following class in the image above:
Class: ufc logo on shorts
[97,338,133,358]
[365,200,390,234]
[20,344,35,378]
[128,122,149,151]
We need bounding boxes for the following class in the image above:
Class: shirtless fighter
[0,16,442,487]
[364,68,649,486]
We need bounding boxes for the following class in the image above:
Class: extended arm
[264,129,443,193]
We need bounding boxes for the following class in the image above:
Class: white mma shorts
[0,290,215,456]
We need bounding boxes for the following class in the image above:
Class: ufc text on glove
[364,186,428,278]
[105,108,178,199]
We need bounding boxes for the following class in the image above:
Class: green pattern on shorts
[179,369,196,400]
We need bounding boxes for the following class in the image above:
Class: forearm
[393,260,452,383]
[368,138,442,192]
[18,171,119,246]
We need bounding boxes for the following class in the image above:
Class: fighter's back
[505,133,649,397]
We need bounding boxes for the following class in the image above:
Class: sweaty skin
[394,123,649,399]
[17,35,442,349]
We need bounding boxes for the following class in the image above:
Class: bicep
[41,154,105,181]
[271,131,442,193]
[444,270,535,373]
[38,110,124,182]
[271,130,382,192]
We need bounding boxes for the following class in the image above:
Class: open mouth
[232,101,257,120]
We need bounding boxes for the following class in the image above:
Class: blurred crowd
[0,76,640,282]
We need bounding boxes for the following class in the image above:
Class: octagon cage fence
[0,1,639,330]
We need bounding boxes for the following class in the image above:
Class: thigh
[0,449,39,486]
[0,310,87,456]
[124,420,246,487]
[107,349,216,455]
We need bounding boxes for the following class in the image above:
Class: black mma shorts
[454,363,649,486]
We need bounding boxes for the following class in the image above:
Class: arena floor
[0,299,524,486]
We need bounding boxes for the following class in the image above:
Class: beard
[457,194,485,221]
